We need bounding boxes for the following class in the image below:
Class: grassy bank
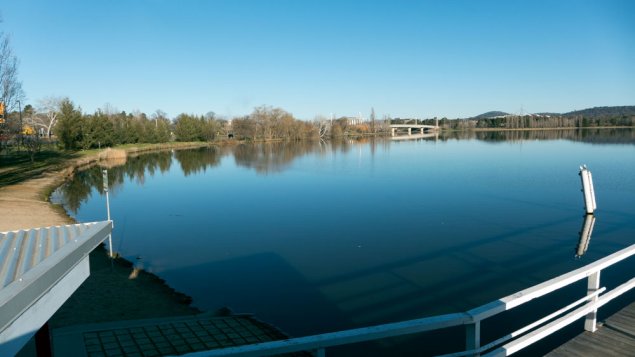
[0,141,211,192]
[0,149,79,188]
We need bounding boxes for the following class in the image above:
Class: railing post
[466,321,481,356]
[585,271,601,332]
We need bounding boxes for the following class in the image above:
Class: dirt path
[0,171,72,231]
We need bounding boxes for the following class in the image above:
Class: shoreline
[2,126,631,231]
[0,142,215,232]
[0,142,214,331]
[443,125,635,132]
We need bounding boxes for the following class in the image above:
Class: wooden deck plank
[607,306,635,320]
[606,319,635,337]
[546,302,635,356]
[607,304,635,321]
[575,332,629,352]
[545,347,586,357]
[611,317,635,332]
[561,338,613,356]
[607,313,635,325]
[593,332,635,352]
[549,332,634,356]
[589,330,635,353]
[608,321,635,334]
[609,308,635,320]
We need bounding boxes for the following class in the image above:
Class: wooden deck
[546,302,635,356]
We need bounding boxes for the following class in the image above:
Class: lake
[53,129,635,355]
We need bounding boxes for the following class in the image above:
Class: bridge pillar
[420,128,424,134]
[408,128,411,136]
[391,128,395,137]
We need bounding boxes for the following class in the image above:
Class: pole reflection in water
[129,256,144,279]
[575,214,596,258]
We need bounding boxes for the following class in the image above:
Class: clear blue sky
[2,0,634,119]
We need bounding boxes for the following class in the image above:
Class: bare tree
[29,96,63,138]
[0,27,25,155]
[314,116,330,139]
[0,29,24,114]
[151,109,168,127]
[370,107,376,133]
[101,103,119,116]
[204,111,216,120]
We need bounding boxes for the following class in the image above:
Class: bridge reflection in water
[390,132,439,141]
[390,124,440,137]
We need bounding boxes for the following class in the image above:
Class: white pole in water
[579,165,597,214]
[103,169,113,258]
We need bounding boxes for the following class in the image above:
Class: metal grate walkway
[53,312,310,356]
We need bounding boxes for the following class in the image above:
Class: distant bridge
[389,124,439,137]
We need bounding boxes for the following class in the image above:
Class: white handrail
[436,287,607,357]
[487,276,635,356]
[468,241,635,321]
[176,242,635,357]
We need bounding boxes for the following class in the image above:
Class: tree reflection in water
[53,128,634,213]
[436,127,635,144]
[54,151,173,213]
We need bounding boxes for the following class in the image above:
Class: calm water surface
[54,129,635,355]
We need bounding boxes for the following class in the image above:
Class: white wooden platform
[0,221,112,356]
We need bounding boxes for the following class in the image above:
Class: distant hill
[472,111,509,119]
[470,106,635,119]
[563,106,635,118]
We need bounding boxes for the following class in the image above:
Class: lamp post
[17,100,22,151]
[18,100,22,131]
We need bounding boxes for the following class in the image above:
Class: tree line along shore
[1,24,634,167]
[2,98,634,160]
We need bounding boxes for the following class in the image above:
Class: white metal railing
[178,242,635,357]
